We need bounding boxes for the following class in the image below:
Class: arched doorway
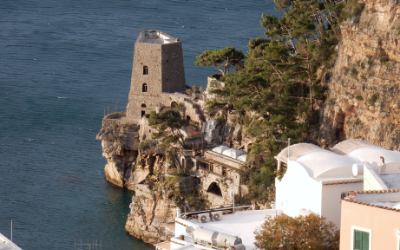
[206,182,222,196]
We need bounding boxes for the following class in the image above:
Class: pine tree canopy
[193,0,365,203]
[194,47,244,76]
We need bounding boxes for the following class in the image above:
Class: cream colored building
[340,190,400,250]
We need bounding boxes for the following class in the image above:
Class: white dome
[212,145,230,154]
[237,154,247,162]
[222,148,246,159]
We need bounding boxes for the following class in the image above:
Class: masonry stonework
[127,30,187,122]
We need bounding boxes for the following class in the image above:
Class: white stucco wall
[320,182,363,228]
[276,161,322,217]
[364,165,386,190]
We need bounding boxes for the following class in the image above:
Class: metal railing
[103,103,127,117]
[179,205,252,219]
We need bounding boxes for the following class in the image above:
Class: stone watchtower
[126,30,186,121]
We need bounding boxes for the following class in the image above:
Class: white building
[0,232,23,250]
[275,139,400,227]
[166,208,281,250]
[156,139,400,250]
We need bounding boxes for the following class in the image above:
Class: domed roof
[211,145,247,162]
[212,145,230,154]
[222,148,246,159]
[237,154,247,162]
[331,139,374,155]
[277,139,400,179]
[276,143,322,163]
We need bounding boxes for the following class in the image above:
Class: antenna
[276,138,291,163]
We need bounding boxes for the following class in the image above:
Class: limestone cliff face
[97,117,204,245]
[319,0,400,149]
[125,186,176,244]
[96,118,167,190]
[125,176,200,244]
[96,119,139,188]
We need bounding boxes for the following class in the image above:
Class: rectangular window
[353,229,369,250]
[222,167,226,177]
[341,192,349,199]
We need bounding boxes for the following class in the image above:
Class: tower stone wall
[126,30,187,122]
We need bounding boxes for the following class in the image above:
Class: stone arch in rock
[206,182,222,196]
[171,101,178,108]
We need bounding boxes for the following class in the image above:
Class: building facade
[340,190,400,250]
[275,139,400,227]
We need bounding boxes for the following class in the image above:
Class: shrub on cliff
[148,106,191,150]
[367,93,379,105]
[340,0,365,21]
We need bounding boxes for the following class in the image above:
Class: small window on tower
[143,66,148,75]
[142,83,148,92]
[141,104,146,108]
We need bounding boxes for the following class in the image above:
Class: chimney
[378,156,386,173]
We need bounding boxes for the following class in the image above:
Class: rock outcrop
[97,114,209,245]
[319,0,400,149]
[125,176,202,244]
[125,185,176,244]
[96,115,139,188]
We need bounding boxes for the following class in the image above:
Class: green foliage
[379,55,389,63]
[186,85,204,96]
[195,47,244,76]
[367,93,379,105]
[355,95,363,101]
[340,0,365,21]
[254,213,339,250]
[148,107,189,149]
[201,0,348,203]
[351,67,358,77]
[139,140,158,154]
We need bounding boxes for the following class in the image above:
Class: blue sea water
[0,0,276,249]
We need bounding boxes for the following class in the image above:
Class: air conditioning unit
[211,211,223,221]
[198,213,210,223]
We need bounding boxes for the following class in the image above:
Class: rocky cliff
[125,176,201,244]
[319,0,400,149]
[97,116,208,245]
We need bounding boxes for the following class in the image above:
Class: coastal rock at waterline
[125,187,176,244]
[97,122,139,189]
